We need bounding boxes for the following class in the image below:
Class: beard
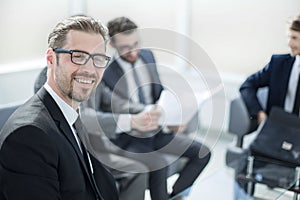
[67,84,92,103]
[55,64,98,104]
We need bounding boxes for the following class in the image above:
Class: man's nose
[81,57,96,72]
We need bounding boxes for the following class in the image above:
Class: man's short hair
[107,17,138,41]
[48,15,109,49]
[289,15,300,32]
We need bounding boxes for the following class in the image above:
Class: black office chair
[0,101,22,130]
[241,107,300,199]
[226,89,300,199]
[226,88,268,169]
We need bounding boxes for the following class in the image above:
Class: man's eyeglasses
[116,41,139,54]
[53,48,111,68]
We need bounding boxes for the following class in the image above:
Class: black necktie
[131,63,146,104]
[73,117,103,200]
[292,74,300,115]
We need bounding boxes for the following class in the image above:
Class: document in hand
[157,84,223,126]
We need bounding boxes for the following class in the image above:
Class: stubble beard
[55,64,97,104]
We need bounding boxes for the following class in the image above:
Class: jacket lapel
[139,50,164,102]
[104,50,163,101]
[104,60,129,99]
[36,88,95,188]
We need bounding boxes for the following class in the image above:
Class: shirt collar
[295,55,300,68]
[114,51,144,71]
[44,83,78,127]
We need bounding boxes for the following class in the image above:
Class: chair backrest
[228,88,269,138]
[0,102,22,130]
[228,97,252,137]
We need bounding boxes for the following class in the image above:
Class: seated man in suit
[237,14,300,195]
[34,67,148,200]
[85,16,211,200]
[240,15,300,123]
[0,15,118,200]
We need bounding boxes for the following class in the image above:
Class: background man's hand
[257,110,267,125]
[131,110,161,132]
[167,125,187,133]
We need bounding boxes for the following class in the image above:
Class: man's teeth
[76,78,93,84]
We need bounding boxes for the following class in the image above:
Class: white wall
[191,0,300,74]
[1,0,299,74]
[0,0,299,130]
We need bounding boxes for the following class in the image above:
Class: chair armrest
[225,144,245,169]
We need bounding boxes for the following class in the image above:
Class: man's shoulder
[271,54,292,61]
[140,48,153,54]
[268,54,295,71]
[140,49,154,58]
[2,96,53,133]
[0,96,56,147]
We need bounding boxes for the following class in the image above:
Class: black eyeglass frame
[53,48,111,68]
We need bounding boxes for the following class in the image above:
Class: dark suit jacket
[240,54,296,118]
[103,49,163,105]
[0,88,118,200]
[100,49,164,148]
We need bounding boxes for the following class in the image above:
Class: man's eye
[73,54,85,59]
[94,56,105,62]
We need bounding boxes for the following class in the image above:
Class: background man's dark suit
[102,49,163,148]
[240,54,296,118]
[97,48,210,199]
[237,54,297,195]
[0,88,118,200]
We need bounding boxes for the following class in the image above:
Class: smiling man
[240,15,300,123]
[237,15,300,196]
[0,16,118,200]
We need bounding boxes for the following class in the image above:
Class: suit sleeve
[239,59,272,118]
[0,125,60,200]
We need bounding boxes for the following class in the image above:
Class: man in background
[240,15,300,124]
[86,16,211,200]
[237,15,300,196]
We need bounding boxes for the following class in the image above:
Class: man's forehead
[289,29,300,36]
[113,31,139,45]
[65,30,106,52]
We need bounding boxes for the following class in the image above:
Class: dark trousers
[114,132,211,200]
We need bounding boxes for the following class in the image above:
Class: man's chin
[71,92,92,103]
[121,55,138,63]
[290,51,300,57]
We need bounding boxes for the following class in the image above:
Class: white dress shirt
[114,53,154,133]
[44,83,82,151]
[115,53,153,104]
[284,55,300,114]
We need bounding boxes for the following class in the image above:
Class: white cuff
[115,114,131,133]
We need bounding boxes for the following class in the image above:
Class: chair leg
[293,167,300,200]
[246,156,254,195]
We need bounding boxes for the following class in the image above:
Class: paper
[156,84,223,126]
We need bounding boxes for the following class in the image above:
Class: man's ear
[109,41,115,48]
[46,48,55,66]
